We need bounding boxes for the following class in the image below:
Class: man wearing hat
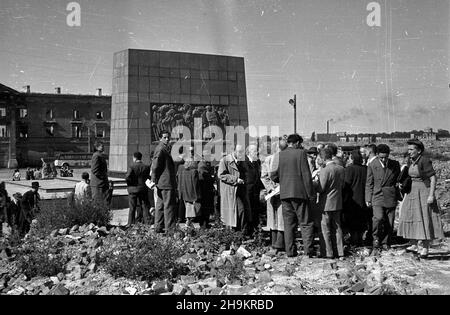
[19,182,41,237]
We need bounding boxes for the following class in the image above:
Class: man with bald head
[218,144,251,236]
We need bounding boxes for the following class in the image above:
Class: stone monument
[109,49,249,174]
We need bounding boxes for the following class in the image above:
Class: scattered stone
[70,225,80,234]
[347,282,367,293]
[180,276,196,285]
[97,227,109,237]
[47,284,70,296]
[7,287,26,295]
[405,270,417,277]
[264,263,272,270]
[237,247,252,259]
[50,230,59,238]
[125,287,137,295]
[58,228,69,236]
[257,271,272,284]
[244,259,254,266]
[173,283,188,295]
[152,280,173,295]
[50,277,60,285]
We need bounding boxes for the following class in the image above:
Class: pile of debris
[1,222,449,295]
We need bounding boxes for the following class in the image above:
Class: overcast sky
[1,0,449,136]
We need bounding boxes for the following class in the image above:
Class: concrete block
[149,67,160,77]
[200,96,211,105]
[211,95,220,105]
[171,94,181,104]
[219,71,228,81]
[149,77,160,93]
[209,56,219,70]
[229,96,239,105]
[200,70,209,80]
[220,96,229,106]
[128,76,139,92]
[180,69,190,79]
[181,80,191,94]
[191,70,201,79]
[218,56,227,70]
[239,97,247,105]
[191,95,201,104]
[160,68,171,78]
[210,81,229,95]
[138,78,149,93]
[150,94,160,103]
[160,51,179,68]
[180,95,191,104]
[148,51,160,67]
[170,78,181,94]
[170,69,180,78]
[160,94,171,103]
[238,80,247,96]
[160,78,171,94]
[129,65,139,76]
[139,66,149,77]
[229,82,238,96]
[209,71,219,80]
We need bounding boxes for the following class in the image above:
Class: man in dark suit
[244,144,264,233]
[270,134,315,257]
[90,141,110,207]
[366,144,400,251]
[151,131,176,234]
[126,152,151,227]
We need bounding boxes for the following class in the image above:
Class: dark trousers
[312,202,327,257]
[234,188,252,236]
[281,198,314,257]
[372,206,396,246]
[155,189,176,233]
[248,186,261,229]
[128,190,151,226]
[321,211,344,258]
[177,199,186,223]
[271,230,285,250]
[92,186,110,207]
[364,206,374,246]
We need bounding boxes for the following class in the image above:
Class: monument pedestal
[8,159,18,169]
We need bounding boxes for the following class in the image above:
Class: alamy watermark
[165,118,280,162]
[66,2,81,27]
[65,2,381,28]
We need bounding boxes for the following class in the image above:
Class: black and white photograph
[0,0,449,302]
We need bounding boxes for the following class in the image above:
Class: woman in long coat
[397,140,444,258]
[261,143,285,251]
[218,148,251,236]
[177,160,201,227]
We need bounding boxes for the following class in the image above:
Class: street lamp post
[289,95,297,134]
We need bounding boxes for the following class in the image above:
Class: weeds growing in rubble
[32,199,112,238]
[16,237,68,278]
[97,224,186,282]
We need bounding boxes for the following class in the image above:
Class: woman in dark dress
[397,140,444,258]
[343,150,368,247]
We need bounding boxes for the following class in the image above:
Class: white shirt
[74,181,90,201]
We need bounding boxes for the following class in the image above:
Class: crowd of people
[0,134,445,260]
